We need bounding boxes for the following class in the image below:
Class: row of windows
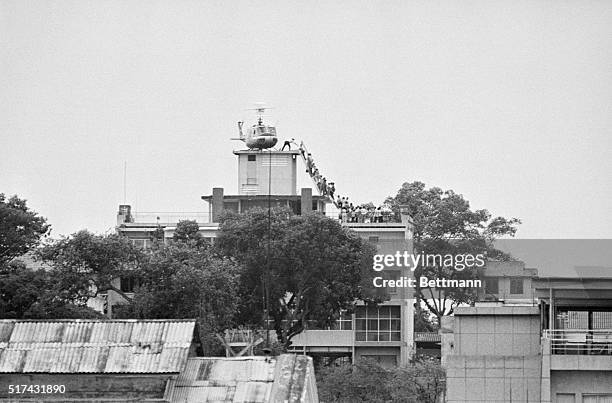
[355,306,401,342]
[301,311,354,330]
[484,278,524,295]
[274,307,402,336]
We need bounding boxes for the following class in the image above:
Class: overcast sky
[1,0,611,238]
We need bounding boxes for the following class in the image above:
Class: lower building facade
[442,275,612,402]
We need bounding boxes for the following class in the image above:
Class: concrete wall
[444,306,541,402]
[451,309,540,356]
[292,330,353,347]
[237,151,298,195]
[446,356,541,402]
[550,371,612,402]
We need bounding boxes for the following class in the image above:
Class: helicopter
[232,105,278,150]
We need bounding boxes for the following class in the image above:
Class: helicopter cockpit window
[253,125,274,136]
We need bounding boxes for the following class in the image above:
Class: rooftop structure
[0,319,198,402]
[0,319,197,374]
[168,355,318,402]
[478,260,539,303]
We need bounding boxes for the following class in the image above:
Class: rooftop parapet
[118,210,212,226]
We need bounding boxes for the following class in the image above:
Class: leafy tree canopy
[0,194,50,266]
[216,208,381,347]
[0,261,104,319]
[317,358,445,403]
[173,220,205,247]
[414,305,438,332]
[39,231,143,304]
[386,181,521,321]
[114,242,240,355]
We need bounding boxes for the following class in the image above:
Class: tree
[216,208,381,347]
[0,194,50,266]
[317,359,393,402]
[316,358,445,403]
[414,305,438,332]
[114,242,240,355]
[39,231,142,304]
[173,220,204,246]
[386,181,520,323]
[0,261,104,319]
[389,358,446,403]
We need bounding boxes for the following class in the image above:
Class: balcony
[291,330,353,347]
[544,329,612,355]
[543,329,612,371]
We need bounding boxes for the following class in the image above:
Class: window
[331,310,353,330]
[355,306,401,342]
[510,278,523,295]
[132,239,149,249]
[485,278,498,294]
[583,395,612,403]
[246,155,257,185]
[368,236,379,244]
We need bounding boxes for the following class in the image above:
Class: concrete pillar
[400,299,415,367]
[301,188,312,214]
[212,188,224,222]
[541,337,552,402]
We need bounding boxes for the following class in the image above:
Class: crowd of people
[335,199,394,223]
[298,143,337,200]
[290,140,394,223]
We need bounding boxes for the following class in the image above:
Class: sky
[1,0,611,238]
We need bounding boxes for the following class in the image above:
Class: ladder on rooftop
[297,141,324,196]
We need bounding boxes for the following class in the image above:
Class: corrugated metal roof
[0,319,195,374]
[169,355,317,403]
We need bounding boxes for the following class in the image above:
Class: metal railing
[130,212,212,225]
[543,329,612,355]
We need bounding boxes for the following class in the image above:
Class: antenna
[123,161,127,204]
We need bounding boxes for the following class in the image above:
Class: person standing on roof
[374,206,383,223]
[281,138,298,151]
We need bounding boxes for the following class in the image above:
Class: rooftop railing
[130,212,212,225]
[543,329,612,355]
[323,211,401,223]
